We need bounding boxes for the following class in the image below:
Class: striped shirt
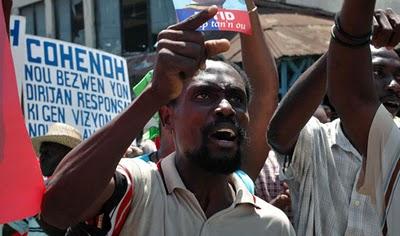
[255,151,293,219]
[1,218,47,236]
[276,117,381,236]
[358,105,400,236]
[110,153,294,235]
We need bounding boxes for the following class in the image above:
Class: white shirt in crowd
[358,105,400,236]
[276,117,381,236]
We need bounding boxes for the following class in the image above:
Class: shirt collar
[159,152,261,209]
[328,119,361,158]
[160,153,186,194]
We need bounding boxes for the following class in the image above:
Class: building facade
[12,0,400,97]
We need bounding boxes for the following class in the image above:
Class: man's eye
[229,96,243,104]
[374,69,385,79]
[195,93,210,100]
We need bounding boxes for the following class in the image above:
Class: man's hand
[270,183,291,211]
[372,9,400,49]
[151,6,230,103]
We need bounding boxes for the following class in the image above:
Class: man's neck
[174,152,235,218]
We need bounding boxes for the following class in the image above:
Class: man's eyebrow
[190,82,245,92]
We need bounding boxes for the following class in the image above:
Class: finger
[385,9,400,48]
[157,39,204,61]
[374,10,394,48]
[168,6,218,31]
[157,30,205,45]
[205,39,230,57]
[279,194,290,202]
[282,182,289,190]
[158,48,200,79]
[372,16,380,46]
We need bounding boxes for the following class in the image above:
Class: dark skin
[42,3,278,228]
[268,14,400,155]
[158,0,277,180]
[327,2,400,188]
[164,60,249,216]
[313,105,330,123]
[240,0,278,180]
[39,142,72,177]
[268,54,327,154]
[371,46,400,116]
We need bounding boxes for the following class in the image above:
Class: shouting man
[41,6,293,236]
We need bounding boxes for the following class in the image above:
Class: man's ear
[159,105,173,131]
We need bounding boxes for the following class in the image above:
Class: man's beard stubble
[185,119,248,175]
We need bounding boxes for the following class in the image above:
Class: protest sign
[172,0,251,34]
[0,4,44,223]
[10,16,132,140]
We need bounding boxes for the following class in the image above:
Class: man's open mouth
[210,128,237,141]
[208,126,239,149]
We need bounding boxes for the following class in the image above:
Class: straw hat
[31,123,83,155]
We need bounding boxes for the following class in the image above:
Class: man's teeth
[218,128,235,135]
[386,101,400,106]
[212,128,237,141]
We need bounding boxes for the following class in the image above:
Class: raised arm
[268,54,327,155]
[239,0,279,180]
[327,0,380,156]
[41,7,230,229]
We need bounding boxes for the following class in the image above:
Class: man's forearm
[268,54,327,155]
[42,87,163,228]
[327,0,379,156]
[240,0,279,180]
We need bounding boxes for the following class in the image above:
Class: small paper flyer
[172,0,252,35]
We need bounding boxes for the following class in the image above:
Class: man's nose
[215,99,235,117]
[387,78,400,95]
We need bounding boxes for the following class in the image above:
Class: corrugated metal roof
[222,13,333,62]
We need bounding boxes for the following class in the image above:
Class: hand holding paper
[152,6,230,103]
[172,0,252,34]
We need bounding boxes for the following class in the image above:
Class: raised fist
[151,6,230,103]
[372,9,400,49]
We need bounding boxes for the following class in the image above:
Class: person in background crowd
[2,123,83,236]
[40,4,294,236]
[255,150,292,220]
[255,102,333,221]
[123,144,143,158]
[268,5,400,235]
[313,105,331,123]
[139,139,157,154]
[32,123,83,178]
[326,0,400,233]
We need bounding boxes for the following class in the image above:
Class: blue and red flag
[173,0,251,34]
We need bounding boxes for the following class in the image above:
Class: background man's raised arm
[239,0,279,180]
[267,54,327,155]
[327,0,399,156]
